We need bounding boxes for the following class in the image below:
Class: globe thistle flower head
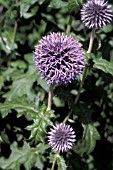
[81,0,113,29]
[48,123,76,152]
[34,32,85,86]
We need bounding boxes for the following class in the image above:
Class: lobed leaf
[0,142,49,170]
[0,98,38,118]
[26,106,55,143]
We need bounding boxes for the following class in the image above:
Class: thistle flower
[48,123,76,152]
[81,0,113,29]
[34,32,85,85]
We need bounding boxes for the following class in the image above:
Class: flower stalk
[63,28,95,124]
[47,84,54,110]
[51,151,59,170]
[66,16,72,34]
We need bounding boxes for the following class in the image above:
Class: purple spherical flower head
[81,0,113,29]
[34,32,85,86]
[48,123,76,152]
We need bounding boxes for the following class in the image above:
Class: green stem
[47,84,54,110]
[74,65,88,105]
[63,29,95,123]
[63,110,72,124]
[51,151,59,170]
[12,21,18,43]
[66,16,72,34]
[87,29,95,53]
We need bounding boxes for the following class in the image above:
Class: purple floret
[48,123,76,152]
[81,0,113,29]
[34,32,85,85]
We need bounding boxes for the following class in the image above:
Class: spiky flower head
[81,0,113,29]
[48,123,76,152]
[34,32,85,86]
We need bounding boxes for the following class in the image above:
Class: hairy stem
[47,84,54,110]
[51,151,59,170]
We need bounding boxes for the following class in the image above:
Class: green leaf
[0,31,17,54]
[1,129,10,144]
[93,58,113,76]
[82,124,100,154]
[3,65,37,101]
[0,142,49,170]
[68,0,83,13]
[49,153,67,170]
[20,0,31,17]
[0,98,38,118]
[0,0,9,8]
[102,25,113,33]
[20,0,38,18]
[10,60,27,69]
[49,0,68,9]
[57,155,67,170]
[38,78,49,92]
[26,106,55,143]
[53,96,65,107]
[38,0,46,5]
[0,75,5,90]
[109,38,113,47]
[74,124,100,155]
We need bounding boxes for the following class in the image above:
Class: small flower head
[34,32,85,86]
[81,0,113,29]
[48,123,76,152]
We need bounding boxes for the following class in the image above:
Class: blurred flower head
[48,123,76,152]
[81,0,113,29]
[34,32,85,85]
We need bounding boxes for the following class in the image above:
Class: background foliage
[0,0,113,169]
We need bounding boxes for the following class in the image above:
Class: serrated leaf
[49,0,68,9]
[93,58,113,76]
[26,106,55,143]
[57,155,67,170]
[0,98,38,118]
[0,142,49,170]
[68,0,83,13]
[3,65,37,101]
